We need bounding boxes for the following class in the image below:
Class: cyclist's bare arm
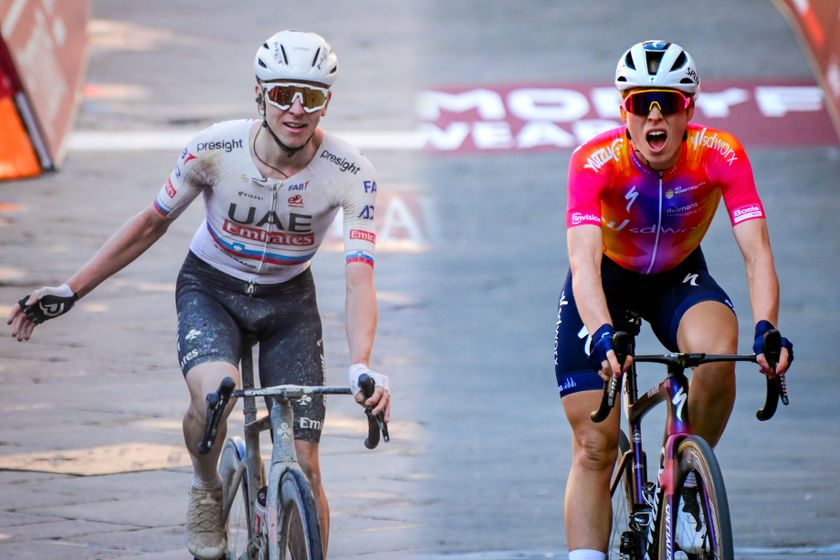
[732,218,790,373]
[345,261,390,420]
[7,204,172,341]
[567,224,622,378]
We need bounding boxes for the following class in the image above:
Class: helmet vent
[645,51,664,75]
[279,45,289,64]
[311,47,321,67]
[258,59,267,69]
[679,78,694,84]
[624,52,636,70]
[673,51,687,70]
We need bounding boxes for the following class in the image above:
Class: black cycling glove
[588,323,615,372]
[753,320,794,365]
[18,284,78,324]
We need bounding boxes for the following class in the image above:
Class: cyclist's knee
[573,429,618,473]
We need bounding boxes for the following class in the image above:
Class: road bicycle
[591,316,788,560]
[197,340,389,560]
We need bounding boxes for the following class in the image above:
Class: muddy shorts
[175,251,326,442]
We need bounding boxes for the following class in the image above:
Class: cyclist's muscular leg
[296,440,330,555]
[677,301,738,446]
[562,389,621,554]
[183,361,242,482]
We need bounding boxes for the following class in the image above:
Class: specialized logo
[673,387,687,421]
[583,137,624,172]
[223,220,314,246]
[625,185,639,212]
[320,149,361,174]
[682,273,700,287]
[349,229,376,243]
[288,194,304,208]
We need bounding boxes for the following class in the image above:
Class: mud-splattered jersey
[153,119,377,284]
[566,123,764,274]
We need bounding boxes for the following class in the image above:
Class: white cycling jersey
[153,119,377,284]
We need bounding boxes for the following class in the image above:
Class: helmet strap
[260,118,311,158]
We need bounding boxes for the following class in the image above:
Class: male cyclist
[554,40,793,560]
[7,30,390,560]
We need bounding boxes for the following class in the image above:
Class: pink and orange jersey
[566,123,765,274]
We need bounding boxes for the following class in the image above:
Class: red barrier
[0,0,89,180]
[776,0,840,141]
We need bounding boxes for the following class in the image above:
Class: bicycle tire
[276,469,323,560]
[658,435,733,560]
[219,437,256,559]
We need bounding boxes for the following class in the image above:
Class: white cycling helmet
[254,30,339,86]
[615,40,699,94]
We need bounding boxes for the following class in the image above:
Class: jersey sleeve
[566,143,607,229]
[339,158,378,267]
[152,132,211,220]
[705,129,765,226]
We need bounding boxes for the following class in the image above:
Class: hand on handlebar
[348,363,391,422]
[7,284,78,341]
[588,324,628,381]
[753,320,794,375]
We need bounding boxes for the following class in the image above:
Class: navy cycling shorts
[553,248,735,398]
[175,252,326,442]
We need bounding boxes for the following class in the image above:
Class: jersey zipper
[246,182,281,296]
[645,171,664,274]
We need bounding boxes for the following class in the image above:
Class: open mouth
[646,129,667,151]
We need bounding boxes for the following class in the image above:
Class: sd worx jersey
[566,123,765,274]
[154,119,377,285]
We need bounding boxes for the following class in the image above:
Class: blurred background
[1,1,838,558]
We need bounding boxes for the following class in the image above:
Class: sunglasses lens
[265,85,327,111]
[625,90,687,115]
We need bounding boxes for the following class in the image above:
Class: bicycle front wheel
[219,437,256,558]
[277,469,323,560]
[658,435,733,560]
[609,429,645,559]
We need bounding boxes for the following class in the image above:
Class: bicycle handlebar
[198,375,389,454]
[359,373,390,449]
[590,329,789,424]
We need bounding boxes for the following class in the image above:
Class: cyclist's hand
[349,363,391,422]
[588,324,623,381]
[753,320,794,375]
[7,284,78,342]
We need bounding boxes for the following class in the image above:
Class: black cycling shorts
[175,251,326,442]
[553,248,735,398]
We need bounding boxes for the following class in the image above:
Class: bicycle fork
[265,398,301,560]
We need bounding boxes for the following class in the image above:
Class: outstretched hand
[7,284,78,341]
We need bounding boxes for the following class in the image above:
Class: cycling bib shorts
[553,248,734,398]
[176,251,326,442]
